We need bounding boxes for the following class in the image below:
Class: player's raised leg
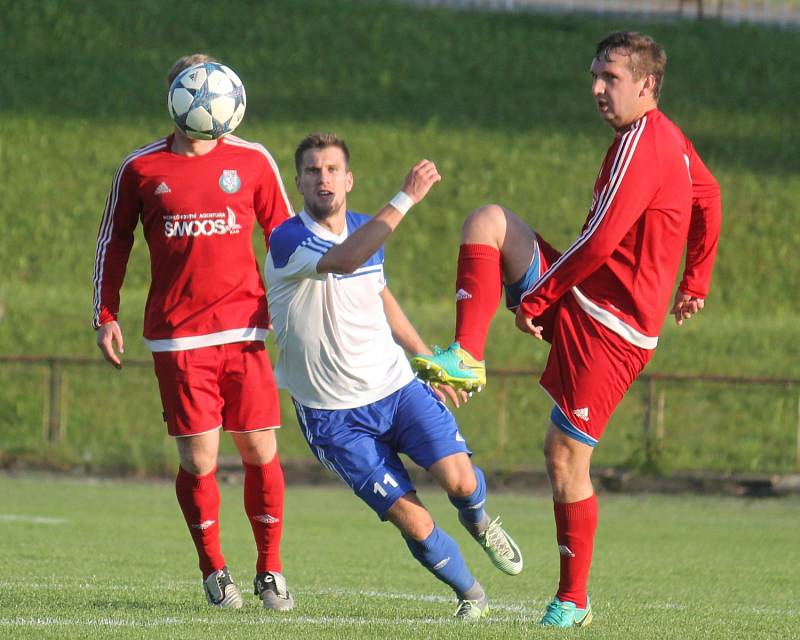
[233,429,293,611]
[386,493,489,621]
[411,204,538,391]
[175,430,244,609]
[429,453,523,576]
[539,424,596,627]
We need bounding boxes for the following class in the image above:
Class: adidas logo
[253,514,281,524]
[455,288,472,301]
[154,181,171,195]
[558,544,575,558]
[191,519,215,530]
[572,407,589,422]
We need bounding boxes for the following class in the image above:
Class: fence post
[796,392,800,470]
[47,359,63,443]
[643,376,656,470]
[655,387,665,467]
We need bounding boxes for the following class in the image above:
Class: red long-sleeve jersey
[92,134,293,351]
[519,109,721,349]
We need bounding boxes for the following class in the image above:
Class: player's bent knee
[177,456,216,476]
[429,453,477,498]
[232,429,278,465]
[464,203,506,226]
[544,441,576,473]
[462,204,507,242]
[388,498,435,541]
[176,440,218,475]
[444,473,478,499]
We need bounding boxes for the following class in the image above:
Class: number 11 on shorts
[373,473,399,497]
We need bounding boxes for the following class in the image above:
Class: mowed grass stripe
[2,477,799,639]
[3,585,800,617]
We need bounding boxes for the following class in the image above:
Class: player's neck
[308,206,347,235]
[614,101,658,132]
[171,130,219,157]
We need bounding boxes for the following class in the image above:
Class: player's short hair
[295,133,351,175]
[595,31,667,101]
[165,53,218,87]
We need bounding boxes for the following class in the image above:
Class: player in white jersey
[265,134,524,620]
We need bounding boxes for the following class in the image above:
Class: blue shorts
[292,379,470,519]
[504,234,544,309]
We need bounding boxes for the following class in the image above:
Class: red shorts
[152,341,281,438]
[513,234,653,445]
[539,293,652,445]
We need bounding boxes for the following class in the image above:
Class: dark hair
[595,31,667,101]
[165,53,218,87]
[294,133,351,175]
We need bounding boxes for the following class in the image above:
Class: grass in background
[1,1,798,472]
[1,475,799,639]
[3,355,798,474]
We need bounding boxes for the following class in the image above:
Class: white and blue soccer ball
[168,62,246,140]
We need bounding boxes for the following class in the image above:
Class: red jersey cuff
[95,308,117,328]
[518,297,542,318]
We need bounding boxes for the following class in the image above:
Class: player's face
[296,146,353,221]
[590,51,653,130]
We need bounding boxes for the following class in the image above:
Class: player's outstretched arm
[317,160,441,274]
[670,290,705,326]
[96,320,125,369]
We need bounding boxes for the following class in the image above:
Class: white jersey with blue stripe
[265,210,414,409]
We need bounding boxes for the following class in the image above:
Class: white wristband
[388,191,415,216]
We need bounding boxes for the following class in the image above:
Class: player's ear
[640,73,656,98]
[295,173,303,194]
[345,170,354,194]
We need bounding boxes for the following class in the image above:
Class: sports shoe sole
[477,519,523,576]
[410,357,485,393]
[454,600,490,621]
[575,609,593,627]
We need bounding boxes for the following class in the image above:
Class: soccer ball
[168,62,246,140]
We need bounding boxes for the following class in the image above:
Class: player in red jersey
[412,32,722,627]
[92,54,295,611]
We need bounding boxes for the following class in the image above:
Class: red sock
[553,494,598,608]
[244,455,285,574]
[453,244,503,360]
[175,466,225,579]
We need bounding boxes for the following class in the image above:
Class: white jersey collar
[299,210,348,244]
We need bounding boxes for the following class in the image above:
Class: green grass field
[1,475,798,639]
[1,0,799,473]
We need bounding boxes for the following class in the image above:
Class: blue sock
[405,525,476,597]
[449,466,488,531]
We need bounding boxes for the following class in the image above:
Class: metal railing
[2,355,799,471]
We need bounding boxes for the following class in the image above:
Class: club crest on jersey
[219,169,241,194]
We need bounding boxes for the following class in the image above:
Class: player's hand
[430,382,469,408]
[670,291,705,326]
[515,306,543,339]
[401,160,442,204]
[96,320,124,369]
